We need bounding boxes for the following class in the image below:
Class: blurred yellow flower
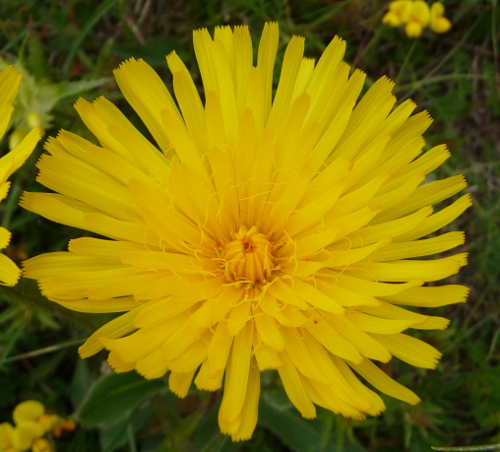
[0,421,44,452]
[383,0,452,37]
[30,439,51,452]
[13,402,57,435]
[23,23,469,441]
[382,0,412,27]
[0,401,71,452]
[430,2,452,33]
[0,66,41,286]
[405,0,430,37]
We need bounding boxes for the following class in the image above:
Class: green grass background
[0,0,499,451]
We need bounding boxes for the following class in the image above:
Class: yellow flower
[0,423,16,452]
[30,439,51,452]
[429,2,452,33]
[12,402,57,435]
[382,0,412,27]
[22,24,470,441]
[0,66,41,286]
[405,0,431,37]
[0,421,44,452]
[383,0,452,37]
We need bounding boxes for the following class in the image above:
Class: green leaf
[258,391,366,452]
[194,397,241,452]
[71,359,95,409]
[100,403,153,452]
[78,371,165,426]
[54,77,112,100]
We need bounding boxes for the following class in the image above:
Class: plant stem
[0,278,104,332]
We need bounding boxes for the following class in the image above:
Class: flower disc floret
[22,23,469,441]
[223,226,277,285]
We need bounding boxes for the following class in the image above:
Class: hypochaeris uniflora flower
[0,66,41,286]
[22,23,470,441]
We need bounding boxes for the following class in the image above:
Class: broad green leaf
[258,391,366,452]
[78,371,164,426]
[100,403,153,452]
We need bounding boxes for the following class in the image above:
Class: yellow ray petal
[326,315,392,362]
[372,231,465,261]
[306,317,362,363]
[0,253,20,286]
[372,333,442,369]
[169,369,197,398]
[277,350,316,419]
[349,358,420,405]
[349,253,468,282]
[257,22,279,121]
[79,306,142,358]
[254,308,285,352]
[219,321,253,424]
[381,284,469,307]
[357,300,450,330]
[114,58,181,153]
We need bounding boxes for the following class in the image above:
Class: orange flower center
[223,226,276,284]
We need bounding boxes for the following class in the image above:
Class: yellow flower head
[383,0,451,37]
[0,421,44,452]
[430,2,452,33]
[405,0,431,37]
[0,66,41,286]
[12,402,57,435]
[22,24,470,441]
[382,0,412,27]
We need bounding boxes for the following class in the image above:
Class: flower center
[223,226,276,284]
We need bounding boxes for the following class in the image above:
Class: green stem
[0,278,103,332]
[1,178,22,229]
[394,73,487,93]
[127,417,138,452]
[63,0,119,77]
[401,12,485,100]
[432,443,500,451]
[395,39,417,86]
[1,338,85,364]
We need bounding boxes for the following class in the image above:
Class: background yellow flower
[0,66,40,286]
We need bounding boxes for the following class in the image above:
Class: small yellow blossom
[382,0,412,27]
[0,422,16,452]
[405,0,430,37]
[383,0,451,37]
[13,402,57,435]
[430,2,452,33]
[0,421,44,452]
[1,401,72,452]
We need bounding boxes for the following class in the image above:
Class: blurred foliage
[0,0,499,451]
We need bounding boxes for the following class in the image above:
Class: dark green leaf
[78,371,164,426]
[258,391,366,452]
